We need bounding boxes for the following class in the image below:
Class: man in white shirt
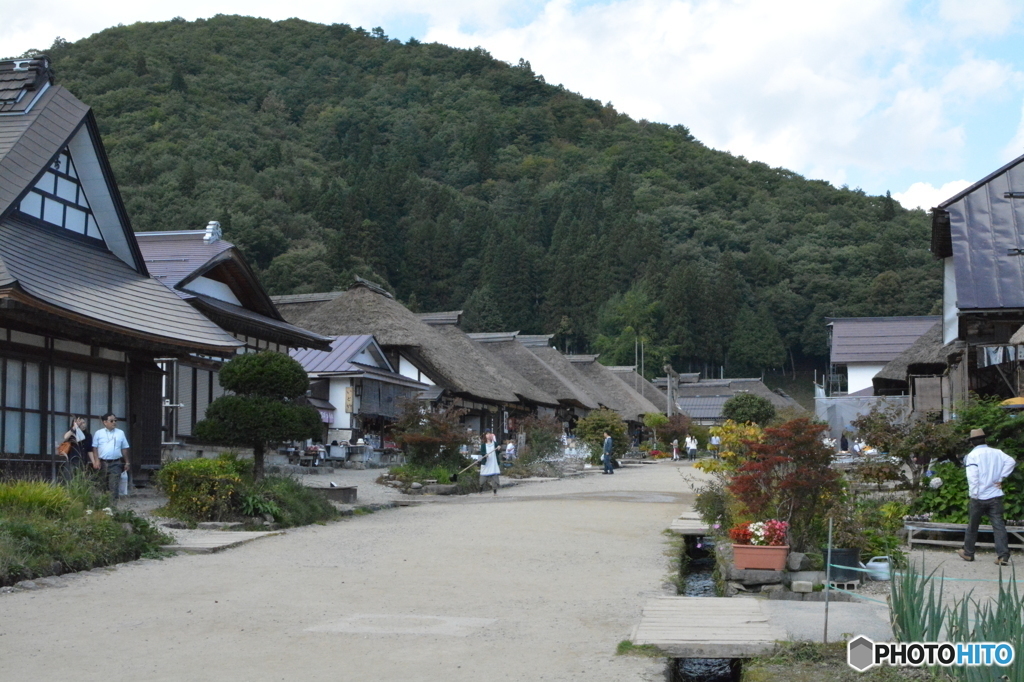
[93,413,130,504]
[957,428,1016,566]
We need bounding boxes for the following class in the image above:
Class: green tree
[727,306,786,376]
[643,412,669,444]
[194,352,323,480]
[575,408,627,460]
[721,394,776,426]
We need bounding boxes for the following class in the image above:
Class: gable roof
[521,343,607,410]
[674,377,806,413]
[470,333,599,410]
[276,281,519,403]
[828,316,941,364]
[290,335,427,388]
[0,215,240,355]
[420,322,558,407]
[932,152,1024,310]
[605,366,670,409]
[137,229,331,350]
[564,355,662,421]
[0,57,147,274]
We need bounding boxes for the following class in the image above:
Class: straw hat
[969,428,985,439]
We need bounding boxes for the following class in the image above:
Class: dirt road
[1,461,704,682]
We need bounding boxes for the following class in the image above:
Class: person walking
[479,432,501,494]
[93,413,130,504]
[957,428,1016,566]
[671,438,680,461]
[602,432,614,474]
[709,434,721,457]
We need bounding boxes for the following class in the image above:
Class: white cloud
[1002,97,1024,162]
[427,0,1023,192]
[893,180,973,210]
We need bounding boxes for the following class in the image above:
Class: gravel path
[0,461,704,681]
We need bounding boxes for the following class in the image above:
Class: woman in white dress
[479,432,501,494]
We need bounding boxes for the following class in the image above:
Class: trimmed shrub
[156,456,246,522]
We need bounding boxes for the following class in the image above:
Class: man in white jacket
[957,428,1016,566]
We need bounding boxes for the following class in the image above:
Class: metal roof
[0,215,241,354]
[190,295,333,350]
[828,316,941,364]
[675,396,731,421]
[934,152,1024,310]
[290,335,426,388]
[137,231,234,289]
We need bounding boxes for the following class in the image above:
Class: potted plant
[730,519,790,570]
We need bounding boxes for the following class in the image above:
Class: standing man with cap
[93,413,130,504]
[958,428,1016,566]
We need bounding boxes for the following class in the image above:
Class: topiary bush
[721,393,776,425]
[156,455,246,522]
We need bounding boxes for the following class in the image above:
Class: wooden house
[932,154,1024,401]
[0,56,242,477]
[136,226,332,454]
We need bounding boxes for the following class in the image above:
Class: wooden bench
[906,521,1024,551]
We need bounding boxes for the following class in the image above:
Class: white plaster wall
[847,364,885,394]
[183,276,242,305]
[328,377,353,430]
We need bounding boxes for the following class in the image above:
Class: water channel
[672,536,740,682]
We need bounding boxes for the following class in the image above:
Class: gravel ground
[0,460,704,681]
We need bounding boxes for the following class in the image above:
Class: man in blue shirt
[93,413,130,504]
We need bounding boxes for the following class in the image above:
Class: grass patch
[0,473,171,586]
[743,642,932,681]
[662,530,687,594]
[615,640,665,657]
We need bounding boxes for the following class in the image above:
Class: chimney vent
[203,221,222,244]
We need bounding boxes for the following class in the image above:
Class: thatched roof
[673,377,806,413]
[565,355,663,421]
[471,334,599,410]
[606,367,670,409]
[873,322,956,394]
[426,323,559,407]
[523,344,607,409]
[278,282,518,403]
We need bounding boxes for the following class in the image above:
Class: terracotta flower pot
[732,544,790,571]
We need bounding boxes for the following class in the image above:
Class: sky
[4,0,1024,210]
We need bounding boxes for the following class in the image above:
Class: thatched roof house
[469,332,599,410]
[519,340,608,411]
[606,366,669,411]
[565,355,662,421]
[278,281,518,404]
[873,323,959,396]
[418,320,559,408]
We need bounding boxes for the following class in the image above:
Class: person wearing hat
[957,428,1016,566]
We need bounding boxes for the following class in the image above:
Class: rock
[422,484,458,495]
[767,589,805,601]
[14,580,40,590]
[122,523,135,534]
[724,581,747,597]
[34,577,65,589]
[1,586,15,593]
[760,583,784,593]
[262,514,275,523]
[722,567,785,585]
[161,520,188,529]
[787,551,811,571]
[803,590,853,602]
[791,580,813,593]
[786,570,827,587]
[410,482,423,490]
[197,522,244,530]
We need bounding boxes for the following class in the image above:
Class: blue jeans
[603,454,614,473]
[964,496,1008,560]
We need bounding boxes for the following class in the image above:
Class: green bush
[0,476,170,586]
[387,463,455,485]
[913,462,1024,524]
[156,454,337,527]
[722,394,776,425]
[156,456,246,522]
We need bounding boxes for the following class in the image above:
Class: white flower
[929,477,943,489]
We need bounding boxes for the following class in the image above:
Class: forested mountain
[35,15,941,376]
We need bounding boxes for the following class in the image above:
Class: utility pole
[663,364,679,416]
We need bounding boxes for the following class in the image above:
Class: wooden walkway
[669,511,709,536]
[161,530,283,554]
[632,597,780,658]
